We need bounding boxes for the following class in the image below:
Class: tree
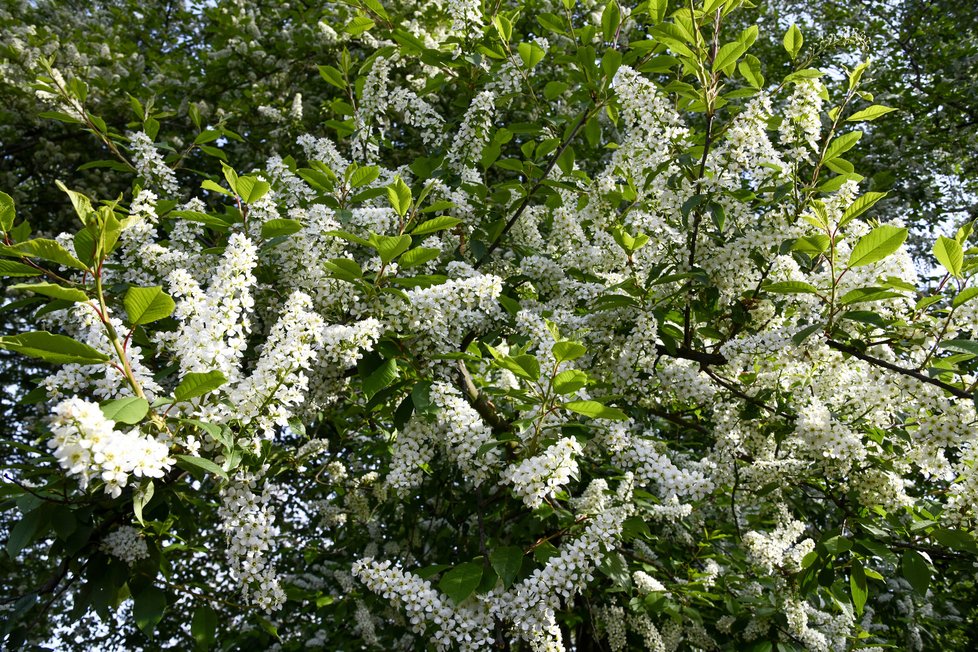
[2,0,978,650]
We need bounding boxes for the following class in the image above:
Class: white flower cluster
[742,512,814,575]
[128,130,179,195]
[447,90,496,184]
[792,397,864,464]
[47,397,172,498]
[388,381,500,490]
[779,78,825,159]
[163,232,257,384]
[218,469,287,611]
[607,430,713,501]
[500,438,583,510]
[227,291,325,439]
[99,525,149,565]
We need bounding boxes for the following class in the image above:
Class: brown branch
[826,340,972,399]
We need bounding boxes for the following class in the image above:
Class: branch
[826,340,972,399]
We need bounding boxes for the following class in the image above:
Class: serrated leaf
[738,54,764,89]
[176,455,228,479]
[847,105,897,122]
[783,24,803,60]
[933,235,963,277]
[953,287,978,308]
[0,331,110,365]
[124,286,175,325]
[324,258,363,282]
[552,341,586,363]
[6,508,45,558]
[175,371,228,402]
[412,216,462,235]
[9,282,89,303]
[346,14,375,36]
[823,131,862,161]
[553,369,588,394]
[369,233,412,264]
[939,340,978,356]
[350,166,380,188]
[235,176,270,204]
[563,400,627,420]
[0,239,88,271]
[765,281,819,294]
[438,561,483,605]
[318,65,346,89]
[398,247,441,269]
[133,587,166,637]
[133,480,154,526]
[0,260,42,277]
[713,42,746,72]
[200,179,231,195]
[100,397,149,424]
[518,42,545,68]
[847,225,908,268]
[363,358,398,399]
[261,219,302,239]
[840,192,887,227]
[490,547,524,589]
[387,177,412,218]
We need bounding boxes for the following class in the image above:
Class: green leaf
[350,165,380,188]
[100,397,149,424]
[847,105,897,122]
[175,371,228,402]
[0,260,42,277]
[953,287,978,308]
[133,480,154,526]
[0,239,88,271]
[191,605,218,650]
[133,587,166,637]
[839,192,887,227]
[200,179,231,196]
[553,369,589,395]
[939,340,978,356]
[738,54,764,89]
[412,216,462,235]
[838,287,905,305]
[9,282,89,303]
[55,181,94,223]
[518,42,546,68]
[933,235,963,277]
[783,24,803,60]
[175,454,228,479]
[363,359,398,399]
[124,286,176,325]
[847,225,908,268]
[235,176,271,204]
[261,219,302,239]
[901,550,930,595]
[438,561,483,605]
[563,400,627,420]
[552,341,586,363]
[713,42,746,73]
[0,191,14,232]
[387,177,412,218]
[823,131,862,161]
[850,559,868,616]
[318,65,346,89]
[370,233,412,264]
[490,547,524,590]
[398,247,441,269]
[324,258,364,282]
[0,331,110,365]
[6,508,46,557]
[345,14,375,36]
[765,281,819,294]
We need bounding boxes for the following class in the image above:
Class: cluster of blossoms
[127,130,179,196]
[499,437,583,509]
[47,397,172,498]
[99,526,149,566]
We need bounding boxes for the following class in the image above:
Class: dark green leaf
[124,286,176,325]
[0,331,110,365]
[175,371,228,402]
[133,587,166,637]
[100,397,149,424]
[563,400,627,420]
[9,282,89,303]
[490,547,524,589]
[261,219,303,239]
[175,455,228,479]
[438,561,483,605]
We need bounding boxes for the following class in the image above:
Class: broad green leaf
[713,42,746,72]
[783,24,803,60]
[0,239,88,271]
[370,233,412,264]
[133,587,167,637]
[940,340,978,356]
[350,165,380,188]
[738,54,764,89]
[847,225,908,268]
[235,176,270,204]
[553,369,589,394]
[200,179,231,196]
[124,286,176,325]
[563,400,627,420]
[765,281,819,294]
[345,15,375,36]
[412,216,462,236]
[847,105,897,122]
[823,131,862,161]
[387,178,412,218]
[793,235,830,255]
[490,547,524,589]
[518,42,546,68]
[901,550,930,595]
[438,561,483,605]
[0,191,14,232]
[552,341,586,362]
[398,247,441,269]
[0,260,42,277]
[133,480,154,526]
[100,397,149,424]
[6,508,46,558]
[838,287,905,305]
[175,371,228,402]
[363,359,398,399]
[839,192,887,227]
[175,454,228,479]
[953,287,978,308]
[261,219,303,239]
[55,181,94,223]
[850,559,868,615]
[325,230,370,247]
[0,331,110,365]
[933,236,963,277]
[9,282,89,303]
[191,606,218,650]
[324,258,363,282]
[318,65,346,89]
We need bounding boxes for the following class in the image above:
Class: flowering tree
[3,0,978,650]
